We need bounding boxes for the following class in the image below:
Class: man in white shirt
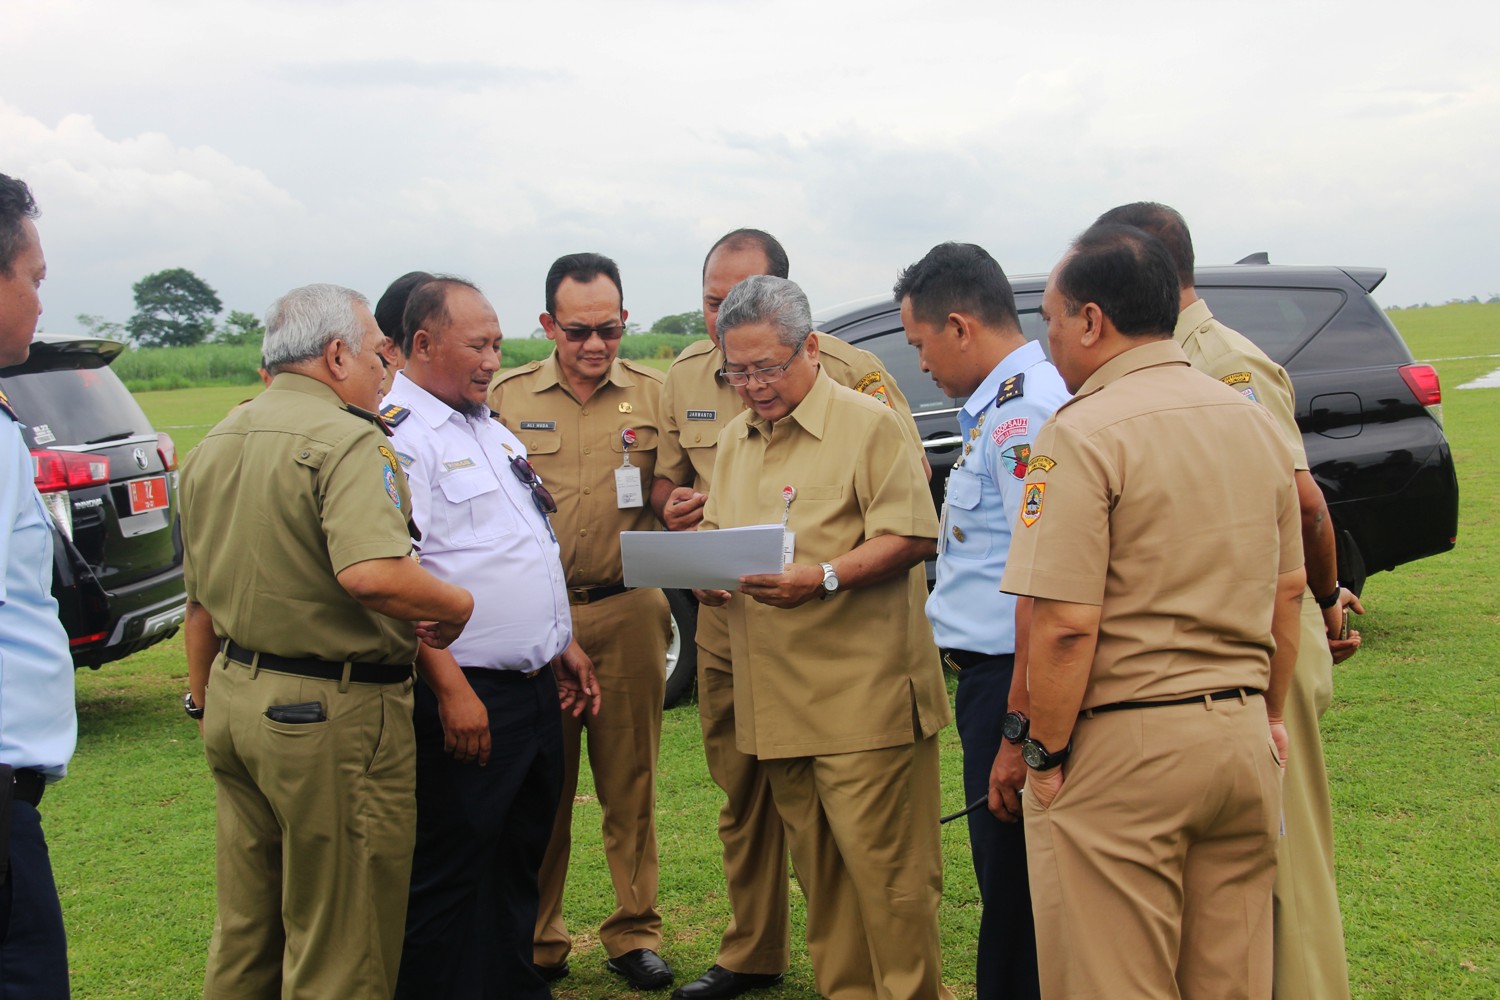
[385,275,599,1000]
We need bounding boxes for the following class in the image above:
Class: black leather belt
[11,767,46,806]
[223,641,412,685]
[568,583,629,605]
[940,648,1003,672]
[1087,687,1260,715]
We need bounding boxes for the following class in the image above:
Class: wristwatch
[1315,582,1342,610]
[1001,710,1030,745]
[818,561,840,600]
[1021,736,1070,771]
[183,690,205,720]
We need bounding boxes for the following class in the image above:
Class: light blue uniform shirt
[926,341,1070,655]
[0,408,77,780]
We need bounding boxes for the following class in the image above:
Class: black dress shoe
[671,965,785,999]
[534,960,569,983]
[606,948,674,990]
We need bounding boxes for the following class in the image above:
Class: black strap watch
[1315,582,1342,610]
[183,690,205,720]
[1001,710,1030,745]
[1021,736,1070,771]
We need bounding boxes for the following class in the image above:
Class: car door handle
[923,434,963,451]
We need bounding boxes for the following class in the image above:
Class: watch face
[1022,740,1045,769]
[1002,711,1029,743]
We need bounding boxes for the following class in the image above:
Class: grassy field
[43,306,1500,997]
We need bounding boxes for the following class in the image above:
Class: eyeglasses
[551,317,626,342]
[509,455,558,516]
[718,341,803,386]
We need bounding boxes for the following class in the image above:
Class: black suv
[0,334,186,668]
[812,262,1459,593]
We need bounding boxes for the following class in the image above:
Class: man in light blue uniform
[0,173,76,997]
[895,243,1068,1000]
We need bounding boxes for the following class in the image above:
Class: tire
[664,589,699,708]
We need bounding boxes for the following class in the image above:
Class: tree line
[81,268,708,349]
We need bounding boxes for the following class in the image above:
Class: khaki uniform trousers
[534,586,671,964]
[1025,693,1281,1000]
[1273,596,1351,999]
[763,735,952,1000]
[696,604,791,974]
[202,653,417,1000]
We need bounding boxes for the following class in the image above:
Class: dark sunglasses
[509,455,558,516]
[551,317,626,342]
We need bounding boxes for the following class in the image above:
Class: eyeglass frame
[717,340,804,386]
[549,315,627,342]
[509,455,558,516]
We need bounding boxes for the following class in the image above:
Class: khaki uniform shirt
[489,355,665,588]
[656,333,923,495]
[1001,340,1301,708]
[702,371,949,758]
[180,373,419,664]
[1175,298,1308,471]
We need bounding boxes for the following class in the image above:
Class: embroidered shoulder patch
[994,373,1026,406]
[991,416,1029,449]
[1001,444,1031,479]
[394,451,415,468]
[380,404,411,427]
[853,371,892,408]
[1239,386,1260,403]
[1021,482,1045,526]
[1028,455,1057,474]
[1221,372,1252,387]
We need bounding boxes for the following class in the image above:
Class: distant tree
[1488,294,1500,304]
[649,310,707,338]
[76,313,127,340]
[127,268,223,347]
[216,309,265,346]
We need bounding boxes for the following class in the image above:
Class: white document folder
[620,524,787,590]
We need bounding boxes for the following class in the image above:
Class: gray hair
[261,283,371,371]
[717,275,813,350]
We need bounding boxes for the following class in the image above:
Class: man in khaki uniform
[651,229,927,1000]
[180,283,474,1000]
[1097,202,1361,1000]
[488,252,675,992]
[1002,225,1306,1000]
[695,275,952,1000]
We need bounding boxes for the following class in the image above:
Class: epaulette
[993,373,1026,408]
[344,402,394,437]
[0,387,16,423]
[491,360,543,385]
[620,357,667,382]
[380,403,412,427]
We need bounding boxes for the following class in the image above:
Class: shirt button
[300,450,309,459]
[581,408,589,416]
[583,487,591,495]
[580,528,588,536]
[584,447,591,455]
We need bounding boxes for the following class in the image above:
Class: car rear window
[1197,286,1345,365]
[0,367,154,448]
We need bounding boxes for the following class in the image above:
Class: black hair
[401,276,481,354]
[375,271,434,348]
[0,173,39,277]
[1056,224,1179,337]
[702,229,790,282]
[545,252,622,316]
[1094,202,1195,290]
[892,242,1019,331]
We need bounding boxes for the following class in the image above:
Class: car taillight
[31,450,110,540]
[31,450,110,492]
[1399,363,1444,425]
[157,431,177,471]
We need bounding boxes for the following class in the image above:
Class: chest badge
[619,401,634,414]
[952,525,966,543]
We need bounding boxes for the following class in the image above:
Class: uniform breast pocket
[611,425,659,472]
[437,466,506,544]
[945,469,982,511]
[518,433,562,458]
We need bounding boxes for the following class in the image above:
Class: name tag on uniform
[615,466,644,508]
[686,409,717,421]
[519,420,556,431]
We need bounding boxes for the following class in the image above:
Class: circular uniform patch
[384,463,401,507]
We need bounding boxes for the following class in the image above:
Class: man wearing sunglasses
[380,276,599,1000]
[653,229,929,1000]
[490,253,674,992]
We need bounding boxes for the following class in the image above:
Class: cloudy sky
[4,0,1496,342]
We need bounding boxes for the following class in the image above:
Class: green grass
[41,304,1500,997]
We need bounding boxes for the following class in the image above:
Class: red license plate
[127,476,169,515]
